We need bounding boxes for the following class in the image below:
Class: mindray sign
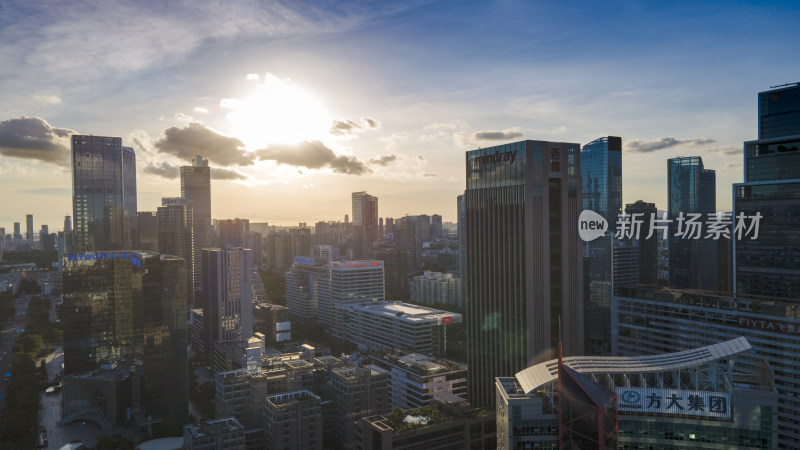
[473,150,518,166]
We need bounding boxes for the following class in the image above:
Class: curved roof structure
[515,336,751,394]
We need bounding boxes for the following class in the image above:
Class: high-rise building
[734,83,800,299]
[667,156,717,290]
[316,260,384,331]
[137,211,158,252]
[374,242,410,301]
[352,191,379,259]
[39,225,54,250]
[285,258,329,327]
[410,271,462,307]
[394,216,423,274]
[623,200,658,286]
[181,155,211,298]
[202,248,254,367]
[581,136,622,354]
[26,214,33,242]
[62,251,188,425]
[465,140,584,408]
[217,218,249,248]
[158,197,194,305]
[71,135,137,251]
[63,216,73,252]
[431,214,443,239]
[13,222,21,241]
[457,193,467,308]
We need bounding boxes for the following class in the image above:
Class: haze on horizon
[1,0,798,229]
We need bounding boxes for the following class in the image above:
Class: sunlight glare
[222,74,330,149]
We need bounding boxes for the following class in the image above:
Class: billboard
[616,387,731,419]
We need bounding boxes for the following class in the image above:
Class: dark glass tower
[581,136,622,354]
[734,83,800,299]
[62,251,188,425]
[181,156,211,298]
[667,156,717,291]
[71,135,137,251]
[465,140,584,408]
[624,200,658,286]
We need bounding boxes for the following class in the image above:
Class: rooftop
[345,301,462,324]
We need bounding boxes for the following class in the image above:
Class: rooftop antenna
[770,82,800,89]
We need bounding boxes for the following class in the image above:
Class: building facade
[264,390,323,450]
[352,191,379,259]
[62,251,188,426]
[71,135,137,251]
[317,260,385,330]
[410,271,462,307]
[202,248,254,367]
[157,197,194,305]
[734,83,800,299]
[612,286,800,448]
[184,417,246,450]
[331,365,391,448]
[465,140,584,408]
[497,337,777,449]
[336,301,461,356]
[181,155,211,298]
[581,136,622,354]
[667,156,717,290]
[372,352,467,410]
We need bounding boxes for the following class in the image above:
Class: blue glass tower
[71,135,137,252]
[581,136,622,354]
[667,156,717,291]
[734,83,800,299]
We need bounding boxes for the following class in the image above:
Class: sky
[1,0,799,230]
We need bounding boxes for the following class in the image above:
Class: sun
[222,74,330,149]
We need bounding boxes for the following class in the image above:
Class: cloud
[193,107,209,114]
[454,129,524,147]
[423,172,437,178]
[34,95,62,105]
[154,122,252,166]
[473,130,524,141]
[625,137,715,153]
[143,161,179,179]
[0,116,75,165]
[368,155,398,166]
[211,167,248,180]
[708,146,741,155]
[174,112,194,121]
[16,187,71,196]
[246,73,260,81]
[329,117,381,138]
[257,141,369,175]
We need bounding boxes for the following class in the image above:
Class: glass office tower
[62,251,188,425]
[667,156,717,291]
[71,135,138,251]
[158,197,194,305]
[181,156,211,299]
[581,136,622,354]
[465,140,584,408]
[734,83,800,299]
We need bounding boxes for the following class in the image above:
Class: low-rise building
[496,337,777,449]
[372,352,467,410]
[264,390,323,450]
[183,417,245,450]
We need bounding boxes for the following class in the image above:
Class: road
[0,293,32,415]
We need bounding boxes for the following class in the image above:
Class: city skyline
[2,1,799,228]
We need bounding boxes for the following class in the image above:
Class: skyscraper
[62,251,188,425]
[71,135,137,251]
[351,191,378,258]
[137,211,158,251]
[734,83,800,299]
[158,197,194,305]
[667,156,717,290]
[202,248,254,367]
[181,156,211,298]
[13,222,21,240]
[26,214,33,242]
[581,136,622,354]
[623,200,658,286]
[465,140,584,408]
